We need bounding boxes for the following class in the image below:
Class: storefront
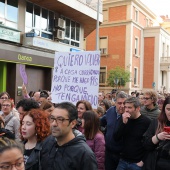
[0,42,54,103]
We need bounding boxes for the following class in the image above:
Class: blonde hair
[144,90,158,105]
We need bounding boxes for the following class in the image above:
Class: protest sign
[19,64,28,85]
[51,51,100,109]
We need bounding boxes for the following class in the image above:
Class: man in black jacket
[44,102,97,170]
[115,97,151,170]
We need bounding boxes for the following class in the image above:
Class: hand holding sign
[19,64,28,85]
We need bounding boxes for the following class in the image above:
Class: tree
[107,66,130,88]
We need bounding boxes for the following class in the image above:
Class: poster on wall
[51,51,100,109]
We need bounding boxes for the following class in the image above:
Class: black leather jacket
[24,142,43,170]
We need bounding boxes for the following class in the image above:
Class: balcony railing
[78,0,103,13]
[160,57,170,63]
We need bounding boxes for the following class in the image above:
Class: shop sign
[70,48,81,52]
[18,54,32,62]
[0,26,20,43]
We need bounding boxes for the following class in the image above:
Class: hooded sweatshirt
[42,130,98,170]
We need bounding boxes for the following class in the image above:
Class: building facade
[0,0,102,102]
[85,0,170,94]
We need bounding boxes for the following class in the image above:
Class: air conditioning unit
[0,21,5,25]
[54,30,65,40]
[55,18,66,29]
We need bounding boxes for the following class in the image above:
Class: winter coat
[100,106,123,153]
[143,119,170,170]
[24,142,43,170]
[140,105,160,120]
[86,132,105,170]
[4,112,20,139]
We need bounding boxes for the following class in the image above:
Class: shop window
[25,1,54,40]
[99,37,108,55]
[99,67,106,83]
[0,0,18,28]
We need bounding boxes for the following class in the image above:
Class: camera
[164,126,170,133]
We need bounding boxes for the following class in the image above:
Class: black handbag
[0,128,15,139]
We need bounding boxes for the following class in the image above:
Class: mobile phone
[164,126,170,133]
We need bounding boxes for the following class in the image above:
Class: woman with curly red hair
[20,109,50,170]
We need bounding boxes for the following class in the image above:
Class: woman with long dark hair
[82,110,105,170]
[144,96,170,170]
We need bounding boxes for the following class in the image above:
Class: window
[0,0,18,28]
[25,2,54,40]
[99,67,106,83]
[103,9,108,22]
[99,37,107,55]
[135,37,138,56]
[167,45,169,56]
[146,18,149,27]
[161,71,164,86]
[162,43,165,57]
[134,67,138,85]
[0,0,5,19]
[135,10,138,22]
[61,18,80,47]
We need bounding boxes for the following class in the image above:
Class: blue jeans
[116,159,142,170]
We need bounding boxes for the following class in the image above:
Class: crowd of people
[0,87,170,170]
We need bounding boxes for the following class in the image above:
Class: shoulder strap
[5,115,14,126]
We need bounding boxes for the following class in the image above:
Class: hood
[61,130,86,147]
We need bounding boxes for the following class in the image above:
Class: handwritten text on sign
[51,51,100,109]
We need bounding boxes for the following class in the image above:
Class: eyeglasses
[0,97,8,100]
[49,116,70,124]
[0,159,24,170]
[143,97,152,100]
[2,104,11,107]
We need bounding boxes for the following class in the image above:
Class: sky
[140,0,170,17]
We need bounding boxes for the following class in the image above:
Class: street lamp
[86,0,100,51]
[114,77,119,90]
[96,0,100,51]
